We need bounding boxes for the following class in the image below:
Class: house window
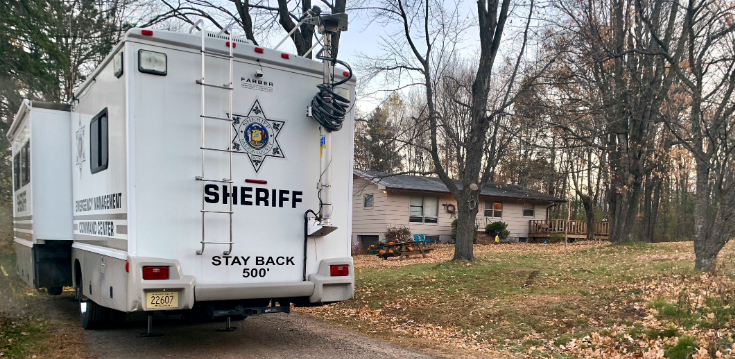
[358,235,379,248]
[484,201,503,218]
[13,152,20,190]
[364,194,374,208]
[90,109,109,174]
[523,203,535,217]
[21,142,30,186]
[409,196,438,223]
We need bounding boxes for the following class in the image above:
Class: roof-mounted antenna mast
[306,9,349,229]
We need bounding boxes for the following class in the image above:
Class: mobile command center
[9,12,356,332]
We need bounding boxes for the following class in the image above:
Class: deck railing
[528,219,610,236]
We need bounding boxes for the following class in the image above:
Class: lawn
[298,242,735,358]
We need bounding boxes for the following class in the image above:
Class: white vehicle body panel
[8,101,73,289]
[21,27,357,313]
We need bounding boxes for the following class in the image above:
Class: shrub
[384,225,411,243]
[451,219,478,244]
[548,234,566,243]
[485,221,510,239]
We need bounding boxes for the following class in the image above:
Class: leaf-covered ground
[298,242,735,358]
[0,251,91,359]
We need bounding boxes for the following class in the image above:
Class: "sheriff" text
[204,184,302,208]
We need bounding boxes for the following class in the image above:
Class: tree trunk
[647,177,663,242]
[642,172,653,242]
[580,194,595,241]
[453,193,478,261]
[693,161,718,271]
[608,180,642,243]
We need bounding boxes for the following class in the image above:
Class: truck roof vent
[205,31,250,44]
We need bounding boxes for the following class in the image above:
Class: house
[352,170,566,247]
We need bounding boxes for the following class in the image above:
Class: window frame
[363,193,374,209]
[423,197,438,223]
[523,203,535,217]
[409,197,424,223]
[409,196,439,224]
[90,108,109,174]
[13,152,20,190]
[483,201,503,218]
[22,141,30,186]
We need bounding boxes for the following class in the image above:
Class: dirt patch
[523,271,539,288]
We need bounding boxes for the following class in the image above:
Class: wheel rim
[77,284,89,324]
[79,296,89,321]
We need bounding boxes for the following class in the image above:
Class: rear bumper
[128,257,353,312]
[195,281,315,301]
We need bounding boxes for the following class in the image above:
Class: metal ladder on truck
[193,21,235,256]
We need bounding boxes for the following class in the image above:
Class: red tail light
[343,71,350,77]
[255,47,264,54]
[281,53,290,59]
[142,266,169,280]
[141,29,153,36]
[125,262,129,273]
[330,265,349,277]
[226,41,236,48]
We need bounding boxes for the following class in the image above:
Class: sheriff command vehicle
[9,11,355,333]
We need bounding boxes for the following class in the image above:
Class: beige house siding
[352,177,389,243]
[384,191,457,240]
[477,199,548,238]
[351,174,554,244]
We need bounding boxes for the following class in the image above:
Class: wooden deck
[528,219,610,240]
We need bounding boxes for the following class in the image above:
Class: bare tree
[642,0,735,270]
[357,0,554,260]
[145,0,347,57]
[549,0,686,243]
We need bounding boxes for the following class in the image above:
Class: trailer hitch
[212,304,290,318]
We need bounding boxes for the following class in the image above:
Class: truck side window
[90,108,109,174]
[13,152,20,190]
[22,141,30,186]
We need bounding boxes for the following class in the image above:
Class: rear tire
[108,309,127,327]
[78,276,107,329]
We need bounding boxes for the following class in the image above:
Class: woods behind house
[2,0,734,269]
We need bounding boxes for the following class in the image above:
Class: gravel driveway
[47,293,440,359]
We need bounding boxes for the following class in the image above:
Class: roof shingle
[354,169,565,202]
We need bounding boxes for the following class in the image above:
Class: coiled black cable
[310,49,352,132]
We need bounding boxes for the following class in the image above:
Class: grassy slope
[300,242,735,358]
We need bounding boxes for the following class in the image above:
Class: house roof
[354,169,565,203]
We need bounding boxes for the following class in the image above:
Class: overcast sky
[259,0,483,113]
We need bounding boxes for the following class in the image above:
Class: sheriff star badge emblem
[231,100,285,172]
[75,118,85,175]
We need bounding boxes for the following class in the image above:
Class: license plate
[145,291,179,309]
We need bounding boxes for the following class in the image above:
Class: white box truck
[8,13,355,332]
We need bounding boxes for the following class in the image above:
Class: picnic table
[376,241,433,260]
